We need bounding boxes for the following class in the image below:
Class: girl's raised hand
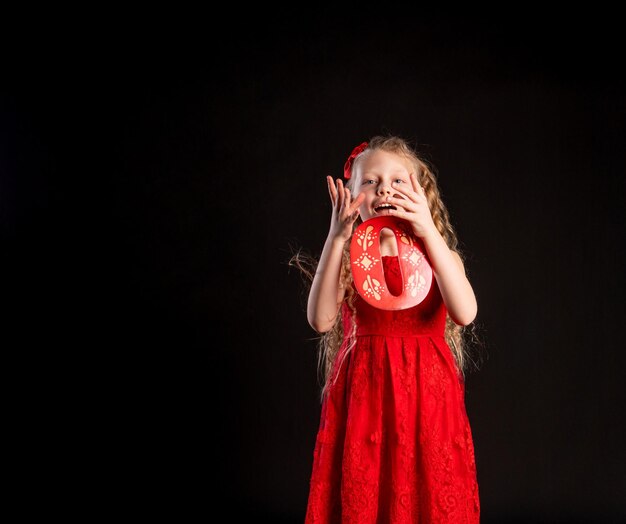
[326,176,365,242]
[385,173,437,239]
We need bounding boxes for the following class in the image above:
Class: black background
[3,9,625,522]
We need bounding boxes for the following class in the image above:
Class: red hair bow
[343,141,368,179]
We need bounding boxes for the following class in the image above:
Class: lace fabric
[305,256,480,523]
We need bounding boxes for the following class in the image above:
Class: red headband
[343,141,368,179]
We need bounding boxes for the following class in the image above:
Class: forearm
[422,228,477,326]
[307,235,347,333]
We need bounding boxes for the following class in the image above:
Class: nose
[377,183,393,195]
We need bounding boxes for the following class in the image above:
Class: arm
[421,228,477,326]
[307,235,347,333]
[385,173,477,326]
[307,177,365,333]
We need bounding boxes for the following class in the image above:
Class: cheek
[361,197,376,213]
[351,187,366,200]
[356,191,372,204]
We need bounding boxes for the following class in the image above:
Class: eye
[394,178,404,184]
[363,179,376,185]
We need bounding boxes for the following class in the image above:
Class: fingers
[344,186,352,209]
[390,181,418,203]
[391,174,424,202]
[409,172,421,194]
[386,174,427,213]
[327,177,349,210]
[385,207,410,221]
[347,192,365,217]
[410,173,426,197]
[336,178,346,210]
[327,177,362,222]
[333,179,351,216]
[327,176,338,206]
[385,196,415,214]
[341,186,355,220]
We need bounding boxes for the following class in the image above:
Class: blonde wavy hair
[290,135,483,400]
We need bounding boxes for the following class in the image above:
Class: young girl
[293,136,482,522]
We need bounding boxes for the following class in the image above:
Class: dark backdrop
[3,10,625,523]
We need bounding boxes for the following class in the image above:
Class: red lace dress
[304,256,480,523]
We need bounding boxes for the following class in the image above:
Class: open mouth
[374,203,397,212]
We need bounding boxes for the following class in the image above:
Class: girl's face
[352,149,414,222]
